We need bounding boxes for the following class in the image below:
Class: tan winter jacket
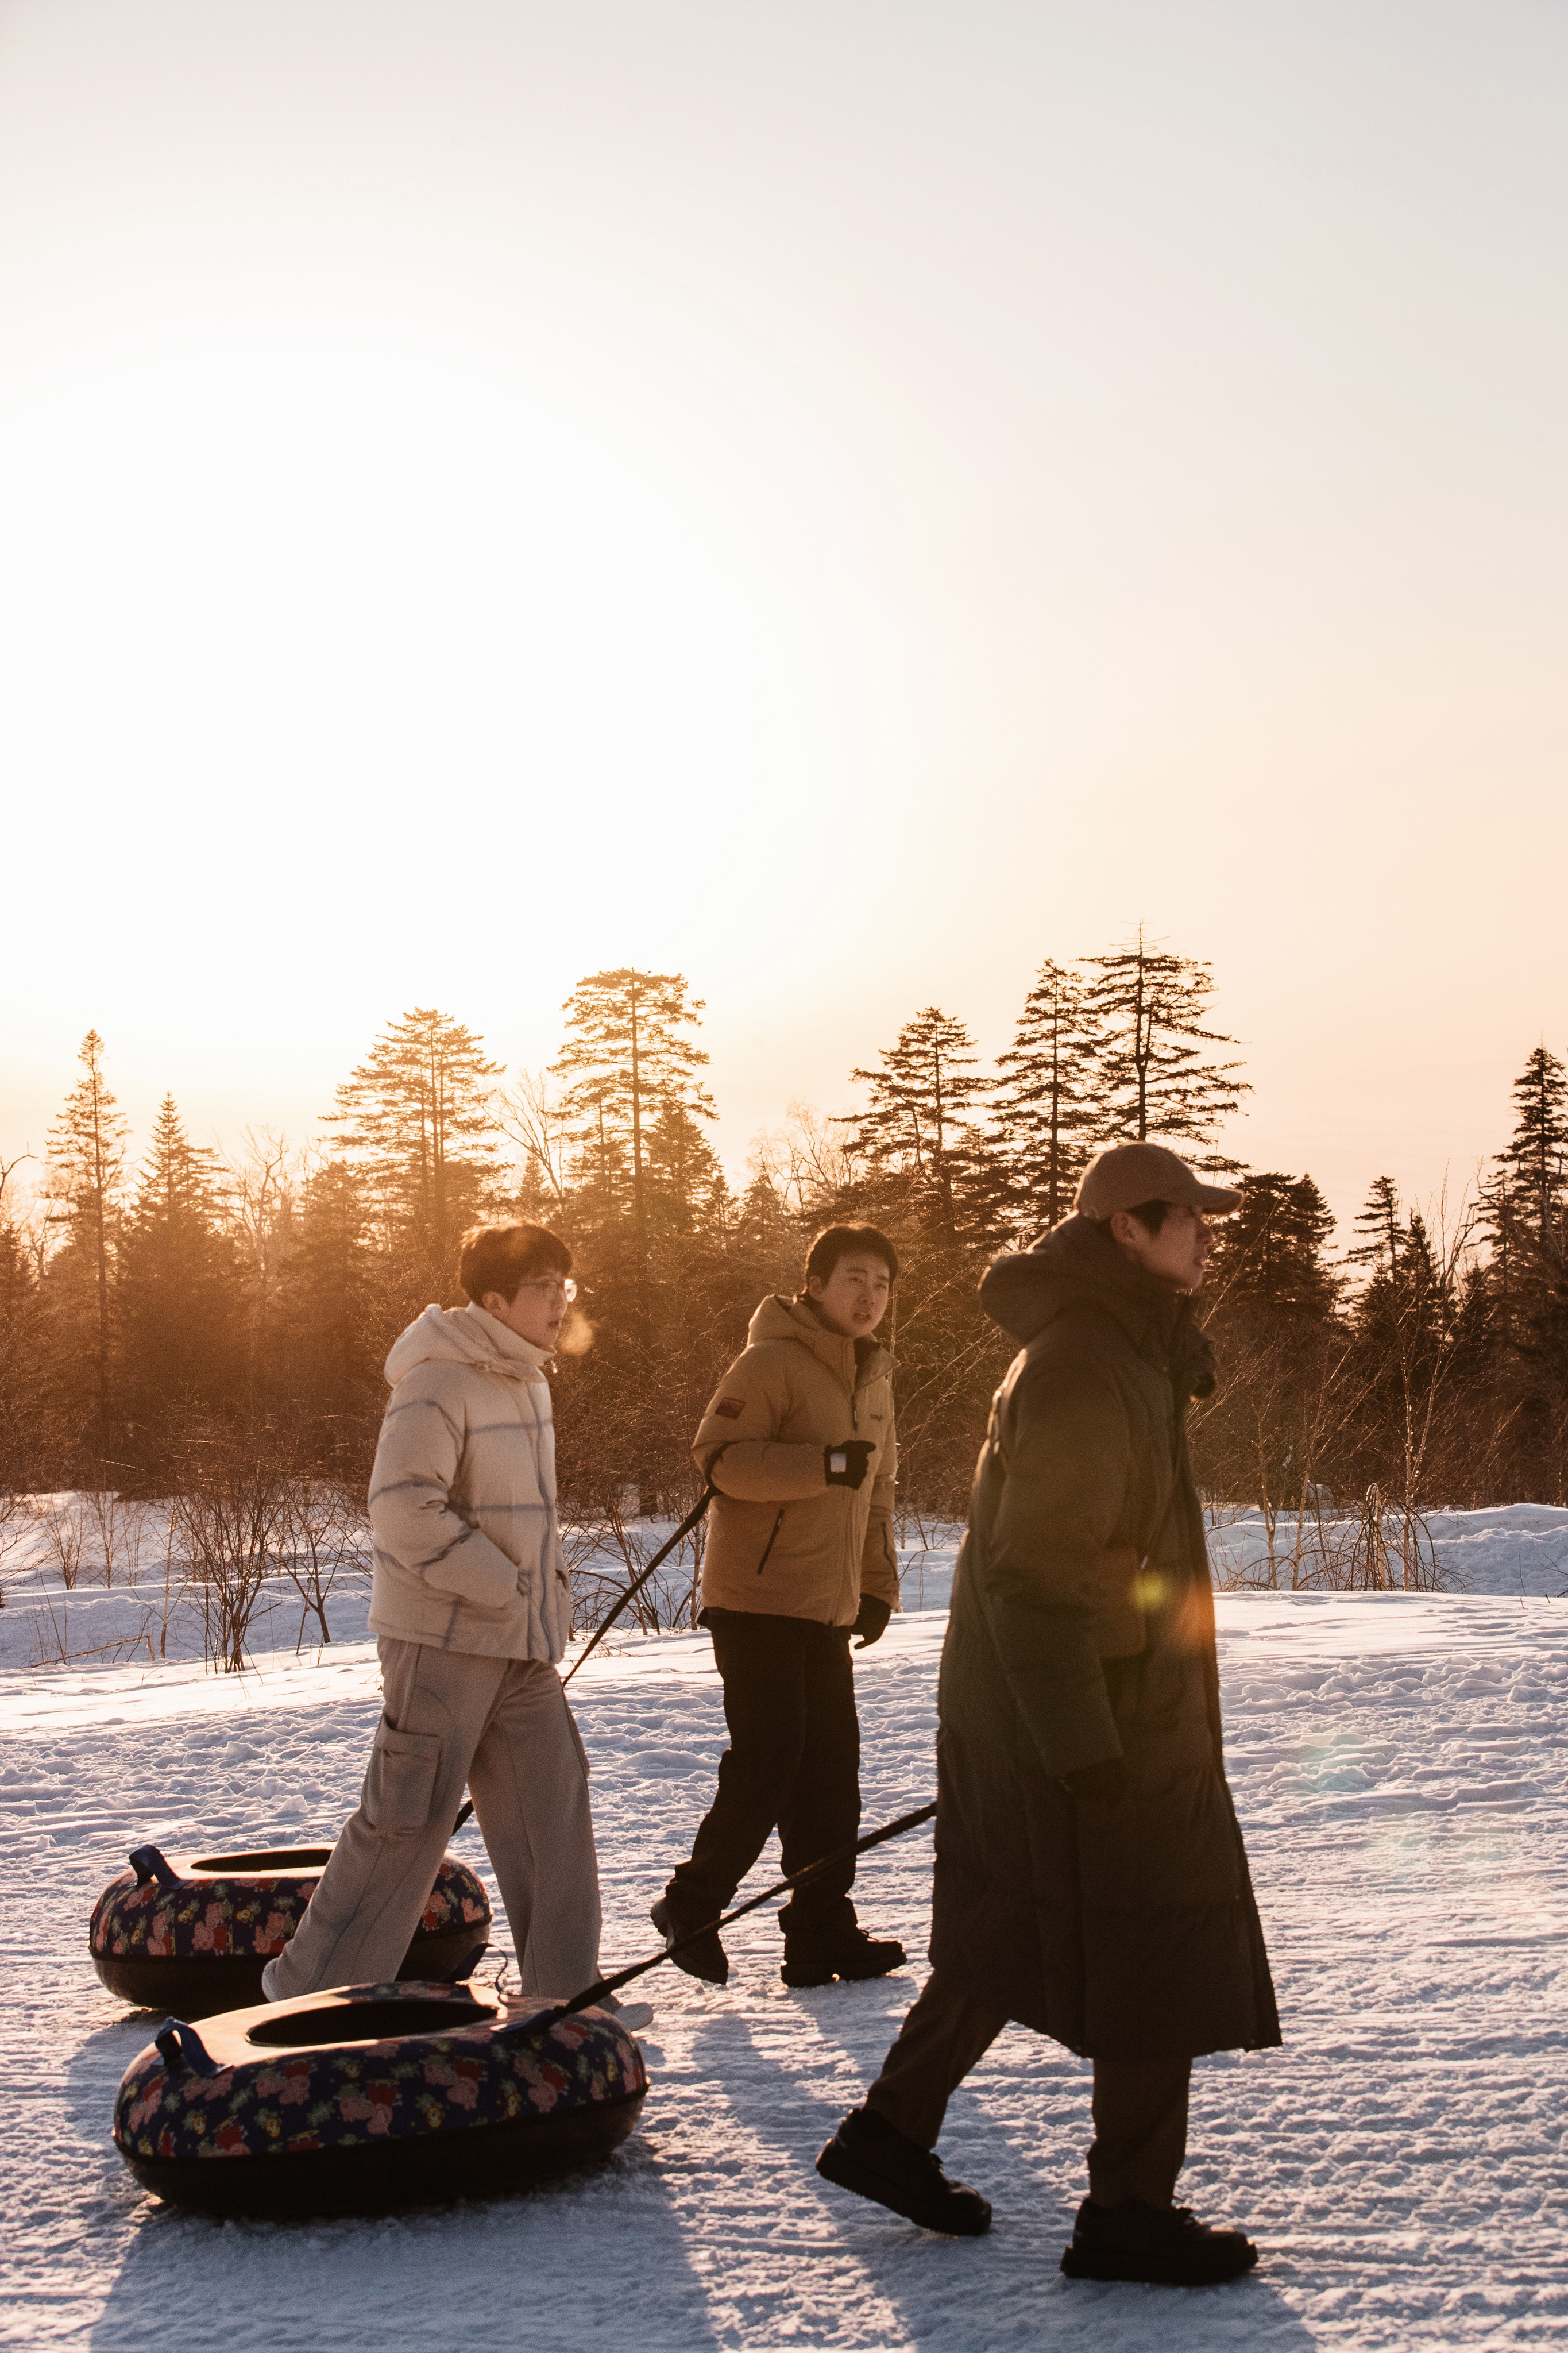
[693,1294,900,1627]
[367,1303,573,1662]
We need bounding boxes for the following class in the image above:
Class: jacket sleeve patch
[714,1396,747,1420]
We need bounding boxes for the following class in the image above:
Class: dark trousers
[668,1609,860,1941]
[866,1967,1191,2208]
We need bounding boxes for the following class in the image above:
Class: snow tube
[90,1843,490,2015]
[113,1980,647,2216]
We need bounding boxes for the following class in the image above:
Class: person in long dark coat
[816,1142,1280,2288]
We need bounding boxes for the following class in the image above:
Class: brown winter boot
[1061,2196,1258,2285]
[816,2107,991,2236]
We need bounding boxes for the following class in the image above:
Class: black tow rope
[499,1799,938,2037]
[562,1483,717,1685]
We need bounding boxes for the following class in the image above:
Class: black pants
[866,1968,1191,2207]
[667,1609,860,1941]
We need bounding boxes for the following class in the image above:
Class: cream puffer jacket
[366,1304,572,1662]
[693,1294,900,1628]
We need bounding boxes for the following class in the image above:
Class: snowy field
[3,1526,1568,2348]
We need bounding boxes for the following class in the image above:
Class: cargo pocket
[362,1722,442,1834]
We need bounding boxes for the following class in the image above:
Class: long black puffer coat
[928,1215,1280,2063]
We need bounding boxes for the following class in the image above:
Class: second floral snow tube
[113,1981,648,2216]
[90,1843,491,2015]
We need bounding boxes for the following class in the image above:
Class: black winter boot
[650,1895,728,1987]
[1060,2196,1258,2285]
[816,2107,991,2236]
[780,1918,907,1987]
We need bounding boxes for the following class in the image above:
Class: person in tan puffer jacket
[264,1222,621,2014]
[694,1288,900,1627]
[652,1225,909,1991]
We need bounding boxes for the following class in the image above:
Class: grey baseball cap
[1073,1142,1241,1219]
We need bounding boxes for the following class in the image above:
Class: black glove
[851,1595,891,1649]
[1059,1756,1129,1808]
[824,1440,875,1490]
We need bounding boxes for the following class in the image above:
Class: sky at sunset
[2,0,1564,1235]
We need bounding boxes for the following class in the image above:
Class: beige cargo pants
[265,1638,602,2001]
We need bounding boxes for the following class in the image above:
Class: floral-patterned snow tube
[90,1843,491,2015]
[113,1980,648,2216]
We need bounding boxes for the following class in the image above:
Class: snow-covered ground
[3,1531,1568,2347]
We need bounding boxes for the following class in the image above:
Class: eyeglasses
[516,1276,577,1305]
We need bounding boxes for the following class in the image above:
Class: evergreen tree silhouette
[551,970,714,1264]
[117,1096,240,1439]
[45,1031,130,1438]
[992,958,1102,1226]
[1499,1044,1568,1246]
[1348,1175,1403,1273]
[1209,1173,1337,1321]
[280,1158,379,1446]
[0,1158,52,1488]
[844,1006,990,1233]
[1083,928,1249,1163]
[549,971,717,1514]
[328,1009,504,1267]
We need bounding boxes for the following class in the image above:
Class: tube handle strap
[155,2019,221,2077]
[129,1844,181,1890]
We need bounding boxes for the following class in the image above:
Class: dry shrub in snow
[169,1423,369,1671]
[277,1478,369,1648]
[563,1487,707,1641]
[171,1432,288,1673]
[36,1498,87,1591]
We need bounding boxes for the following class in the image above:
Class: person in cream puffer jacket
[367,1299,573,1660]
[264,1223,604,2007]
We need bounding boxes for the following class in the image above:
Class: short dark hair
[804,1223,899,1287]
[459,1221,573,1306]
[1095,1198,1170,1240]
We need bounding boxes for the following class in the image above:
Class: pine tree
[0,1162,55,1489]
[327,1009,504,1260]
[1362,1210,1452,1356]
[545,971,717,1518]
[844,1006,990,1232]
[644,1100,730,1243]
[1348,1175,1402,1273]
[1514,1257,1568,1499]
[1208,1173,1338,1321]
[116,1096,240,1438]
[1499,1044,1568,1246]
[45,1031,130,1434]
[736,1168,795,1267]
[279,1159,380,1454]
[992,958,1102,1227]
[135,1094,225,1222]
[1083,928,1250,1162]
[551,971,715,1253]
[1343,1203,1465,1521]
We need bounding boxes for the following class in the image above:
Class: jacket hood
[384,1302,554,1390]
[745,1293,894,1383]
[980,1215,1216,1395]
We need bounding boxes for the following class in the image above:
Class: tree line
[2,935,1566,1532]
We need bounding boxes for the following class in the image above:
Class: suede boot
[1061,2196,1258,2286]
[816,2106,991,2236]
